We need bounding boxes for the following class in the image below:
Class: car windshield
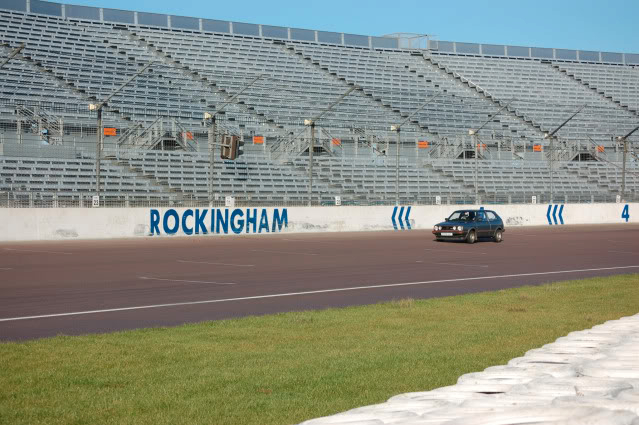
[447,211,476,222]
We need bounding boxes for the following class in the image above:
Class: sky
[61,0,639,53]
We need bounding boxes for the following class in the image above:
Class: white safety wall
[0,203,636,242]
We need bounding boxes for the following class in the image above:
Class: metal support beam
[303,85,360,206]
[618,124,639,201]
[95,107,103,199]
[308,123,315,207]
[473,133,478,204]
[395,128,400,205]
[208,116,216,205]
[90,60,154,200]
[543,105,586,203]
[468,100,514,205]
[390,91,442,206]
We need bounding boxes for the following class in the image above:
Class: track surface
[1,224,638,341]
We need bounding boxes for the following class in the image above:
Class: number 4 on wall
[622,204,630,222]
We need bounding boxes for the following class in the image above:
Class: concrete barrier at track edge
[0,203,637,241]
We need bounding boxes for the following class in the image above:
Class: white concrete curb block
[299,313,639,425]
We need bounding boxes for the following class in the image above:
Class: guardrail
[1,192,636,208]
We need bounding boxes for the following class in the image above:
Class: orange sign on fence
[332,138,341,146]
[476,143,487,150]
[597,145,605,153]
[417,140,429,149]
[533,144,542,152]
[253,136,264,145]
[103,128,116,136]
[186,131,194,140]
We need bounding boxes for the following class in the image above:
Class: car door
[486,211,498,235]
[476,211,491,237]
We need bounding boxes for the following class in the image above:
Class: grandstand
[1,0,638,207]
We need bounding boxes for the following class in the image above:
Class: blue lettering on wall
[195,209,208,234]
[150,209,160,235]
[230,209,244,234]
[149,208,288,236]
[272,209,288,232]
[216,209,229,234]
[163,209,179,235]
[246,208,258,233]
[182,209,194,235]
[259,209,270,233]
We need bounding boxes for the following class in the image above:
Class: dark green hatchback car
[432,209,505,243]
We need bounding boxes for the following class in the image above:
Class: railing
[1,190,637,209]
[15,105,64,144]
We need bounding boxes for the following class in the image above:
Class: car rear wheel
[466,230,476,244]
[493,229,503,243]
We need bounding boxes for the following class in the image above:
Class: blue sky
[63,0,638,53]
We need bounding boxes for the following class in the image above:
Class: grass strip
[1,273,638,425]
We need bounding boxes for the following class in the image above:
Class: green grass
[1,274,638,425]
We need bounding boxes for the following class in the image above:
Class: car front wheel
[493,229,503,243]
[466,230,476,244]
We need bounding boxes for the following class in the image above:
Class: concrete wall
[0,203,636,242]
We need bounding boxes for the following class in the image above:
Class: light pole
[543,105,586,203]
[89,61,154,201]
[304,85,359,206]
[0,43,25,70]
[617,124,639,201]
[204,74,264,205]
[390,91,442,205]
[468,100,513,204]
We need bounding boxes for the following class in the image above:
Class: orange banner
[533,144,542,152]
[417,141,429,148]
[331,138,341,146]
[103,128,116,136]
[597,145,605,153]
[476,143,487,149]
[253,136,264,145]
[186,131,194,140]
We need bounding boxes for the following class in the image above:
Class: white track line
[139,277,236,285]
[3,248,72,255]
[250,249,318,256]
[1,265,637,323]
[0,267,13,270]
[425,248,488,255]
[608,250,637,255]
[436,262,489,268]
[177,260,254,267]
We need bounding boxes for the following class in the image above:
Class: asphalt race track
[1,224,638,341]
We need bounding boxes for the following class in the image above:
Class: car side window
[477,212,486,221]
[486,211,497,221]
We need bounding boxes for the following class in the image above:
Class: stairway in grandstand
[430,53,638,144]
[421,53,546,135]
[549,62,639,116]
[564,161,639,197]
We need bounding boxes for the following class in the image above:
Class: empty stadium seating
[0,1,637,205]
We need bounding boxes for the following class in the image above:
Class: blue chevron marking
[398,206,405,230]
[392,206,398,230]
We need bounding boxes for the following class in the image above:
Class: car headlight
[457,226,463,231]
